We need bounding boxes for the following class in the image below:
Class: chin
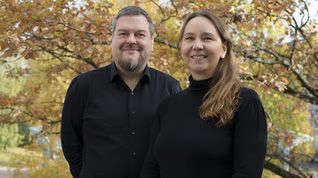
[189,66,207,73]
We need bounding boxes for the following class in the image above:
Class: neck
[192,73,213,81]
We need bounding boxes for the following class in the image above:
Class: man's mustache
[121,44,142,51]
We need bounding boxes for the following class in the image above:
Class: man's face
[111,15,153,73]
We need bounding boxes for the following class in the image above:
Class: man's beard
[118,56,146,72]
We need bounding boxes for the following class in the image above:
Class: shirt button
[131,131,136,135]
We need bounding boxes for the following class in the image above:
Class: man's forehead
[116,29,147,33]
[115,15,150,32]
[116,15,148,23]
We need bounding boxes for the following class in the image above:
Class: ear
[221,43,227,59]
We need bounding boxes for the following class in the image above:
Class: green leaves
[0,123,30,150]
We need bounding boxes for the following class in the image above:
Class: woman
[140,10,267,178]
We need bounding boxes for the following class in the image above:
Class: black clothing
[141,77,267,178]
[61,63,181,178]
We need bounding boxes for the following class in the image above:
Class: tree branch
[154,37,177,48]
[56,45,99,69]
[266,153,310,178]
[264,161,303,178]
[150,0,178,23]
[243,47,318,103]
[39,46,82,74]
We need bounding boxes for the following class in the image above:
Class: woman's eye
[185,36,194,40]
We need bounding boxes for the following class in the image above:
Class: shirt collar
[110,63,151,82]
[189,75,212,93]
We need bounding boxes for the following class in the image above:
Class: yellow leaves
[280,77,289,85]
[257,86,312,150]
[21,50,39,60]
[155,23,168,36]
[252,0,294,14]
[0,0,316,133]
[0,93,14,106]
[0,32,21,58]
[251,66,291,94]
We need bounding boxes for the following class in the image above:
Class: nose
[192,39,204,50]
[126,33,137,44]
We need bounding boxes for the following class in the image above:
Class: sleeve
[170,79,182,95]
[232,90,267,178]
[140,112,161,178]
[173,81,182,94]
[61,77,85,178]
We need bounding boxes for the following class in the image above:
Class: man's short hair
[111,6,154,37]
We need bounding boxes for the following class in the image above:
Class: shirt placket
[128,89,137,177]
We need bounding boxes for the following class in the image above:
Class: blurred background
[0,0,318,177]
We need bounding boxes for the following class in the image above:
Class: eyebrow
[183,32,217,37]
[202,32,215,36]
[183,32,194,36]
[116,29,147,33]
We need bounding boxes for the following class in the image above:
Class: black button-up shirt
[61,63,181,178]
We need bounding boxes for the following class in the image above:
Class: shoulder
[156,88,189,113]
[233,87,267,132]
[71,65,110,86]
[235,87,264,114]
[148,67,181,93]
[67,66,109,100]
[148,67,179,84]
[66,66,110,95]
[162,87,189,102]
[77,65,109,82]
[155,94,178,117]
[239,87,261,102]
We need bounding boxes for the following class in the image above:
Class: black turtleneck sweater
[140,77,267,178]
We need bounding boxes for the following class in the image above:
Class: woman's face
[180,16,227,80]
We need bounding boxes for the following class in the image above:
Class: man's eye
[137,33,146,37]
[118,33,127,36]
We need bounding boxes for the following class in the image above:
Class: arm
[172,81,182,94]
[61,77,85,178]
[232,89,267,178]
[167,76,182,96]
[140,116,161,178]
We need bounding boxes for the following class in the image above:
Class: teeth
[192,55,205,60]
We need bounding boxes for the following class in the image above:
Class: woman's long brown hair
[178,10,241,126]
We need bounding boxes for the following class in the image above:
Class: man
[61,6,181,178]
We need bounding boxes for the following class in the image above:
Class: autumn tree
[0,0,317,177]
